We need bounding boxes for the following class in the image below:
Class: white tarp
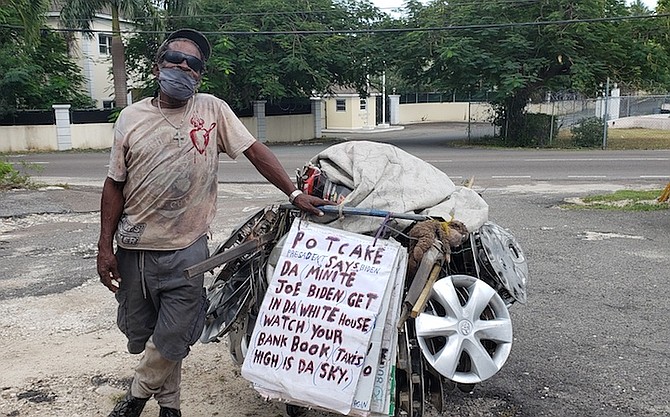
[310,141,489,233]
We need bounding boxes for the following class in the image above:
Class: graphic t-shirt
[107,93,256,250]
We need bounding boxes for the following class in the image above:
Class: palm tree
[0,0,49,45]
[59,0,150,108]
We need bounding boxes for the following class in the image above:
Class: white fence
[0,115,317,153]
[397,102,494,124]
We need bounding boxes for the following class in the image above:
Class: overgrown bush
[571,117,604,148]
[496,112,557,147]
[0,160,34,190]
[521,113,556,147]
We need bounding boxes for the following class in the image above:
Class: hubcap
[415,275,513,384]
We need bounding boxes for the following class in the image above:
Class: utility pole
[381,69,387,127]
[602,77,610,150]
[379,61,389,128]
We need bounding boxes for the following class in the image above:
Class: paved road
[6,124,670,189]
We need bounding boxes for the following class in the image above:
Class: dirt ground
[0,277,291,417]
[0,185,331,417]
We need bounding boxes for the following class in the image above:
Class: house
[323,87,380,131]
[45,4,137,108]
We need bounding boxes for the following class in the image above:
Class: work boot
[159,407,182,417]
[108,393,149,417]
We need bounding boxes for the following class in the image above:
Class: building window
[359,99,367,110]
[336,99,346,112]
[99,34,113,55]
[103,100,115,109]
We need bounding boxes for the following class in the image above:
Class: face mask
[158,67,198,101]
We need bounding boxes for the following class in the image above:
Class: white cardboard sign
[351,248,406,415]
[241,219,402,415]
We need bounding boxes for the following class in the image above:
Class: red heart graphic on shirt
[190,129,209,154]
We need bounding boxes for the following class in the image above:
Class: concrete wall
[0,114,317,152]
[239,117,257,138]
[0,126,58,152]
[608,114,670,130]
[71,123,115,149]
[238,114,315,142]
[266,114,313,143]
[527,100,594,116]
[395,100,592,124]
[469,103,495,123]
[0,124,115,153]
[398,102,494,124]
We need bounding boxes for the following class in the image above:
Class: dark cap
[165,28,211,62]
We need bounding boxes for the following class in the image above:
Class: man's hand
[97,247,122,293]
[243,142,338,216]
[292,193,337,216]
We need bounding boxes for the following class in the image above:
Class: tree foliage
[0,5,94,117]
[4,0,670,136]
[0,0,49,44]
[125,0,395,109]
[392,0,670,145]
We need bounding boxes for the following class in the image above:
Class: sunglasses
[161,50,204,73]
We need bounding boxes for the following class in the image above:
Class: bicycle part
[407,321,425,417]
[318,205,447,222]
[395,326,412,417]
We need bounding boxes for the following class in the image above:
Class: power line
[130,0,542,20]
[3,13,668,36]
[133,9,336,20]
[54,0,543,23]
[223,14,667,36]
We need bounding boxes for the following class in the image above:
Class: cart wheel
[286,404,307,417]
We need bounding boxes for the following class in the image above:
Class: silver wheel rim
[479,222,529,304]
[415,275,513,384]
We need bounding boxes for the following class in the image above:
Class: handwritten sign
[350,248,406,415]
[241,219,404,415]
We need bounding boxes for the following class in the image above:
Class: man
[96,28,331,417]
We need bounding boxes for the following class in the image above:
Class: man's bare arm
[243,141,334,215]
[97,177,125,293]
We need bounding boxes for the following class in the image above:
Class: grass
[463,126,670,149]
[606,128,670,149]
[561,189,669,211]
[0,160,35,190]
[553,128,670,149]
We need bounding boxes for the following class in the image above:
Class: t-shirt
[107,93,256,250]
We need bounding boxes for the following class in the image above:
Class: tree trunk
[503,90,531,145]
[111,5,128,108]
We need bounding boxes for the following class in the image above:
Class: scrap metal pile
[192,141,529,417]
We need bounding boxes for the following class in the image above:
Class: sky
[370,0,659,13]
